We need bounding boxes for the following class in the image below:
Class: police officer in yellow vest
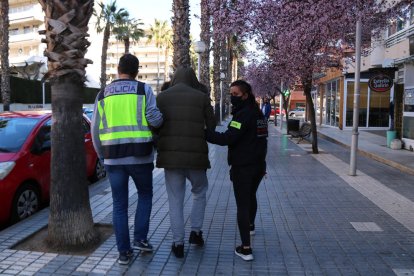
[91,54,163,265]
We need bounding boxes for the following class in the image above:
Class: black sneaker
[235,245,254,261]
[171,243,184,258]
[189,230,204,246]
[133,240,153,252]
[250,224,255,235]
[118,250,133,265]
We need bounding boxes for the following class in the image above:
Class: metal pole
[220,79,223,125]
[280,81,283,130]
[42,81,45,109]
[197,53,201,80]
[157,47,160,95]
[349,17,362,176]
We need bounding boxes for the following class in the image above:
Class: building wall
[105,38,172,94]
[7,0,171,93]
[9,0,46,77]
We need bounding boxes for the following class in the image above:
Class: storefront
[344,78,391,129]
[317,69,394,130]
[403,87,414,149]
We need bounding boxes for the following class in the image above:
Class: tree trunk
[47,77,98,248]
[0,0,10,111]
[200,0,211,92]
[302,77,319,154]
[100,24,110,90]
[212,39,221,122]
[172,0,191,69]
[220,38,229,117]
[124,37,130,54]
[38,0,98,248]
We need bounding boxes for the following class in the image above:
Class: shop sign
[368,74,393,92]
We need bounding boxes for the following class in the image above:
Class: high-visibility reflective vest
[97,80,153,159]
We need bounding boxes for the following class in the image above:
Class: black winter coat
[206,101,268,167]
[156,82,216,169]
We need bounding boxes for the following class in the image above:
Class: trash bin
[386,130,396,148]
[287,119,300,132]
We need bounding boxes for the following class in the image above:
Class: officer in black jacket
[206,80,268,261]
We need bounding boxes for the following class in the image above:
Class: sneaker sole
[118,259,130,265]
[250,230,255,235]
[189,241,204,246]
[133,246,153,252]
[235,250,254,261]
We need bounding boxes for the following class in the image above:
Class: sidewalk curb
[318,131,414,176]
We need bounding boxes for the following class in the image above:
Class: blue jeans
[105,163,154,253]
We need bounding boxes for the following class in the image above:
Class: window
[23,26,31,34]
[404,88,414,112]
[9,28,19,36]
[388,6,412,36]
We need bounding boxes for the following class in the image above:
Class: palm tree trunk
[172,0,191,69]
[100,24,110,90]
[124,37,130,54]
[0,0,10,111]
[38,0,98,248]
[200,0,211,92]
[48,77,98,247]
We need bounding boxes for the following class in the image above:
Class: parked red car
[0,110,105,225]
[269,107,285,121]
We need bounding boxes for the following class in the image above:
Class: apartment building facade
[9,0,47,79]
[105,37,172,94]
[7,0,170,93]
[316,4,414,151]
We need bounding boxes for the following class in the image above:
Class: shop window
[403,117,414,139]
[368,89,390,127]
[346,82,369,127]
[404,88,414,112]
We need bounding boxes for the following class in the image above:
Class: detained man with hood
[156,67,216,258]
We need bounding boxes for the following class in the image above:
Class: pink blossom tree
[212,0,413,153]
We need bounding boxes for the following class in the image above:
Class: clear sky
[112,0,202,40]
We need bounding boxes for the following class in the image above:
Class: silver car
[289,107,305,118]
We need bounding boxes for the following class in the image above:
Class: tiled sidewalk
[1,123,414,275]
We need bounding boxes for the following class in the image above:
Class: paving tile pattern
[0,123,413,275]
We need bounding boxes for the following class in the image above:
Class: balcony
[386,24,414,48]
[9,4,43,24]
[9,32,41,44]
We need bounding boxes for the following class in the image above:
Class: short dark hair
[118,54,139,76]
[230,80,255,104]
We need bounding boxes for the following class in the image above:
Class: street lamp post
[350,17,362,176]
[193,41,206,80]
[220,72,226,125]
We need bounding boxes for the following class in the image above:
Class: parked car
[289,107,305,118]
[269,106,285,121]
[0,110,106,225]
[82,107,94,120]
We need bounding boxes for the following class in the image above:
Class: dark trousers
[230,163,265,247]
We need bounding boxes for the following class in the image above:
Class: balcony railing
[386,24,414,48]
[9,32,41,43]
[9,5,43,24]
